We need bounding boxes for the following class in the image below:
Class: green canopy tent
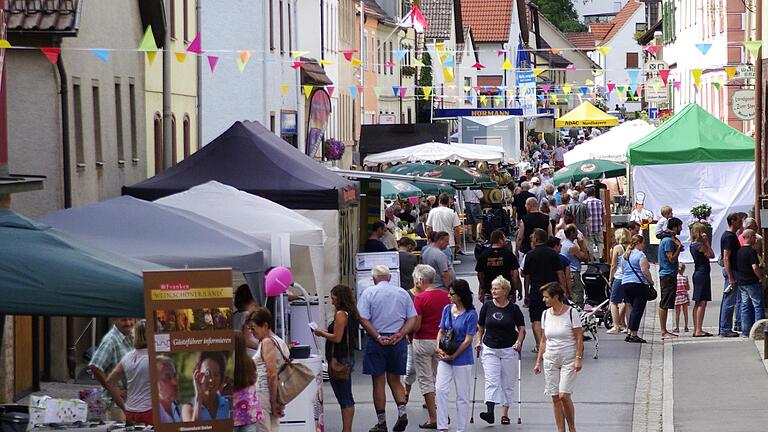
[553,159,626,184]
[626,103,755,260]
[384,163,498,189]
[381,179,423,199]
[0,210,163,317]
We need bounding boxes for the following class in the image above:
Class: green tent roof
[627,103,754,166]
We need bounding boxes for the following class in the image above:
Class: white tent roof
[363,142,505,165]
[156,181,326,247]
[563,120,655,165]
[460,115,512,127]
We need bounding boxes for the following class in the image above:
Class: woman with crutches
[475,276,526,425]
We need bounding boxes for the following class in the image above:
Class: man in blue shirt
[358,265,418,432]
[658,218,683,339]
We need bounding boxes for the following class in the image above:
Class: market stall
[363,141,505,166]
[383,163,498,189]
[563,119,655,165]
[627,103,755,260]
[553,159,626,184]
[555,101,619,128]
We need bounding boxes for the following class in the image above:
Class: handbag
[438,306,460,355]
[628,259,657,301]
[270,337,316,406]
[329,317,352,381]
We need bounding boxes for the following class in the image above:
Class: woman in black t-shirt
[475,276,526,425]
[313,285,359,432]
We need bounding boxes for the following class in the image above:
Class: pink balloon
[265,267,293,297]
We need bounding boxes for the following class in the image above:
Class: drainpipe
[320,0,325,61]
[196,0,202,149]
[163,0,172,169]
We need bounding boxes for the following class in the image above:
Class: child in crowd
[655,206,674,239]
[674,263,690,333]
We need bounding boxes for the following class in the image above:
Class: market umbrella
[553,159,626,184]
[384,163,497,189]
[555,101,619,128]
[0,210,164,317]
[382,179,423,199]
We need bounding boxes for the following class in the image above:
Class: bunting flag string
[175,52,187,63]
[691,69,703,89]
[187,33,203,54]
[40,47,61,64]
[91,49,110,62]
[695,43,712,56]
[207,55,219,72]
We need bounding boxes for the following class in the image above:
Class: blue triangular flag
[627,69,640,84]
[91,49,110,62]
[468,95,475,105]
[393,49,407,61]
[580,86,589,95]
[695,43,712,56]
[349,85,358,101]
[392,86,400,97]
[442,55,454,67]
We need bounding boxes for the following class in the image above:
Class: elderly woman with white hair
[476,276,526,425]
[410,264,451,429]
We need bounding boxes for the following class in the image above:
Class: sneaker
[720,331,739,338]
[583,335,593,341]
[624,335,632,342]
[369,423,388,432]
[627,335,647,343]
[453,259,462,265]
[393,414,408,432]
[479,412,495,424]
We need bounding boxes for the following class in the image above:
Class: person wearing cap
[540,164,553,186]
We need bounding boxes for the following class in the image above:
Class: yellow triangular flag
[585,79,594,86]
[175,52,187,63]
[480,95,488,106]
[139,26,158,51]
[533,68,545,77]
[551,94,558,103]
[0,40,11,48]
[291,51,309,58]
[281,84,289,97]
[146,51,158,64]
[320,59,334,66]
[442,67,455,83]
[562,84,572,94]
[599,46,612,56]
[691,69,702,88]
[422,87,432,100]
[743,40,763,60]
[351,58,362,67]
[507,89,515,98]
[724,66,737,81]
[502,58,513,70]
[304,85,313,99]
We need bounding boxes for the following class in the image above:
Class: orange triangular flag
[40,47,61,64]
[724,66,737,81]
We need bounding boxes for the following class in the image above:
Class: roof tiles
[589,23,613,42]
[421,0,453,40]
[460,0,513,43]
[5,0,80,34]
[601,0,642,44]
[565,32,597,49]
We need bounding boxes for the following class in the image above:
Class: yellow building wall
[144,0,199,177]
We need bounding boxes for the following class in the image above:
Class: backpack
[484,207,509,238]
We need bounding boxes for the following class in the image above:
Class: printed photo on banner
[155,307,233,333]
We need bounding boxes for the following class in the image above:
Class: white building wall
[201,0,300,145]
[602,5,645,111]
[573,0,629,22]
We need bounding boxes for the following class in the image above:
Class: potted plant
[689,203,713,238]
[323,138,345,161]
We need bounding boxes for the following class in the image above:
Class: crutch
[469,349,480,423]
[517,352,522,424]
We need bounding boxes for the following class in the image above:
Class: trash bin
[0,405,29,432]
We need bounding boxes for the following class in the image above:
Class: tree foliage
[416,52,433,123]
[531,0,587,33]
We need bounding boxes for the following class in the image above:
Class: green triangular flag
[139,26,158,52]
[713,82,721,90]
[413,58,425,67]
[744,40,763,60]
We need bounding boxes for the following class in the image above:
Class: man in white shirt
[540,164,554,186]
[426,193,462,260]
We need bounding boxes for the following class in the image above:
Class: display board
[144,269,235,431]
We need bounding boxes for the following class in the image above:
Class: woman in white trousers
[476,276,526,425]
[435,280,478,432]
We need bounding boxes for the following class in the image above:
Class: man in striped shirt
[583,187,605,261]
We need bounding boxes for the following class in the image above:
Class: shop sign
[281,111,297,135]
[379,113,397,124]
[144,269,235,431]
[733,64,755,81]
[644,77,668,103]
[731,89,755,120]
[645,61,668,78]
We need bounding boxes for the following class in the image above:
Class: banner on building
[513,36,537,117]
[144,269,235,431]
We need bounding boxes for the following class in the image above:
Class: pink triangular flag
[541,84,551,93]
[399,86,408,98]
[340,50,357,62]
[291,61,305,69]
[673,81,681,90]
[644,45,660,55]
[186,32,203,54]
[471,62,485,70]
[658,69,670,85]
[40,47,61,64]
[607,83,616,93]
[326,86,335,97]
[566,64,576,71]
[207,55,219,72]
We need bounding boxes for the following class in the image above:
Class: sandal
[501,416,511,425]
[418,421,437,429]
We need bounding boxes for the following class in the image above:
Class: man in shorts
[523,228,566,350]
[358,265,418,432]
[658,218,684,339]
[461,189,484,242]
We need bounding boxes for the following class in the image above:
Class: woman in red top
[411,264,451,429]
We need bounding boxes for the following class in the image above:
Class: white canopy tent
[363,142,505,166]
[155,181,328,298]
[563,120,655,165]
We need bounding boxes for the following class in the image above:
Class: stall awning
[301,58,333,86]
[555,101,618,128]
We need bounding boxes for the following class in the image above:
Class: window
[279,0,284,54]
[92,82,103,166]
[183,114,191,157]
[363,32,368,70]
[464,77,472,104]
[377,39,381,74]
[183,0,189,42]
[169,0,176,40]
[288,2,293,53]
[128,80,138,163]
[388,41,393,74]
[270,112,276,132]
[73,80,84,166]
[626,52,639,69]
[269,0,275,50]
[171,114,177,164]
[114,79,124,164]
[153,113,163,173]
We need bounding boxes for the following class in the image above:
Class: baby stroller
[580,262,613,330]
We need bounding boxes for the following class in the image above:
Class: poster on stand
[144,269,235,432]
